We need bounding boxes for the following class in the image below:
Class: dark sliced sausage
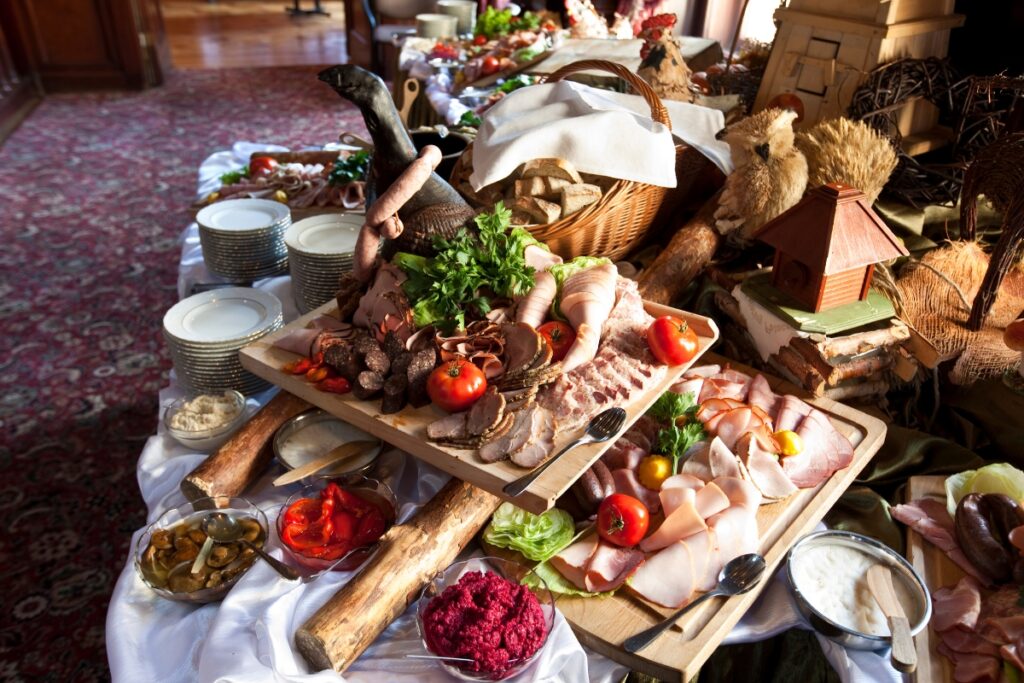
[363,348,391,376]
[380,374,409,414]
[353,370,385,400]
[590,460,616,499]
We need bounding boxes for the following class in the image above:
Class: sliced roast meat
[467,387,506,437]
[427,412,469,441]
[510,407,555,468]
[478,405,537,463]
[502,323,543,377]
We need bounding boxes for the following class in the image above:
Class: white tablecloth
[105,143,903,682]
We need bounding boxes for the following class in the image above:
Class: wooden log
[180,391,312,502]
[789,337,895,385]
[770,346,827,394]
[823,380,889,402]
[295,479,501,673]
[637,193,721,305]
[816,321,910,359]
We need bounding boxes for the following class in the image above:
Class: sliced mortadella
[550,535,599,591]
[584,542,645,593]
[628,542,696,608]
[639,489,706,553]
[694,482,731,519]
[713,476,763,510]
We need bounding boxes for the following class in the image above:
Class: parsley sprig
[647,390,707,474]
[327,150,370,186]
[394,202,539,333]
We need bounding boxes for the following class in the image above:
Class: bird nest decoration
[848,57,970,208]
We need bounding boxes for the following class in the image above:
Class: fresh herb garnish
[496,74,534,94]
[646,390,705,474]
[393,201,542,333]
[219,166,249,185]
[459,110,482,128]
[328,150,371,186]
[474,8,541,39]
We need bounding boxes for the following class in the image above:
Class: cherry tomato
[481,55,501,76]
[427,359,487,412]
[597,494,649,547]
[646,315,700,366]
[473,34,488,46]
[249,156,279,176]
[538,321,576,362]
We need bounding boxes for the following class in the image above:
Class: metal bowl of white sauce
[273,410,382,483]
[786,530,931,651]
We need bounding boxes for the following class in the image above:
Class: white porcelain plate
[164,287,282,343]
[285,213,362,255]
[197,199,290,232]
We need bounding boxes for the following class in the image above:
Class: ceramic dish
[196,198,290,232]
[163,288,282,344]
[416,556,555,681]
[135,496,268,603]
[786,530,931,650]
[163,390,247,452]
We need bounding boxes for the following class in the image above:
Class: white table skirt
[104,142,902,683]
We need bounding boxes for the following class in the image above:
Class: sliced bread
[560,183,603,216]
[519,158,583,184]
[511,196,562,224]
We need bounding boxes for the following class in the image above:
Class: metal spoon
[405,654,477,663]
[623,553,767,653]
[202,513,300,581]
[502,407,627,498]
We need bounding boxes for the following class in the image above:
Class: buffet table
[105,143,907,683]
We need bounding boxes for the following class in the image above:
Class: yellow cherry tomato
[204,191,220,204]
[774,430,803,457]
[273,190,289,204]
[637,455,673,490]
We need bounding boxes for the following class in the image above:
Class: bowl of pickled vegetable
[134,497,267,603]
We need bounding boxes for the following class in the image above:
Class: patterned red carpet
[0,66,365,681]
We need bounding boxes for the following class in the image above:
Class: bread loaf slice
[519,158,583,184]
[560,183,603,216]
[511,196,562,224]
[513,177,548,199]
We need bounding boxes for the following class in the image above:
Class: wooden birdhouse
[753,0,963,143]
[754,183,909,313]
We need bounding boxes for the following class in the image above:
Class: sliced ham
[780,411,833,488]
[680,440,713,481]
[774,394,812,433]
[584,541,645,592]
[699,378,750,404]
[516,270,558,328]
[684,364,721,379]
[549,535,599,591]
[707,436,742,479]
[939,627,1001,657]
[660,474,705,516]
[891,499,991,584]
[639,489,706,552]
[746,374,781,420]
[948,650,1000,683]
[671,377,704,400]
[708,505,759,564]
[713,476,763,509]
[628,541,696,608]
[510,407,555,468]
[523,244,562,272]
[694,482,731,519]
[736,432,797,501]
[696,398,747,424]
[932,575,983,633]
[602,439,647,470]
[705,407,768,452]
[978,616,1024,645]
[685,528,720,591]
[611,468,661,514]
[273,327,322,357]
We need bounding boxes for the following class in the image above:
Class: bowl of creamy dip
[164,390,247,452]
[273,410,382,483]
[786,530,931,650]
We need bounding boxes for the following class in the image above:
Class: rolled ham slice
[549,535,599,591]
[628,541,696,608]
[639,488,706,552]
[516,270,557,328]
[584,542,645,592]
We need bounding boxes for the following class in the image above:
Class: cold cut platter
[239,298,719,514]
[487,353,886,681]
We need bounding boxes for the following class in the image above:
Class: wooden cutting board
[904,475,960,683]
[501,354,887,682]
[239,299,718,514]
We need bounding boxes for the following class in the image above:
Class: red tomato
[481,55,501,76]
[249,156,279,176]
[767,92,805,123]
[427,359,487,412]
[538,321,576,362]
[646,315,699,366]
[597,494,649,547]
[473,34,488,46]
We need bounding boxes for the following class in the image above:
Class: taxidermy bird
[714,108,808,240]
[796,117,898,204]
[636,14,694,103]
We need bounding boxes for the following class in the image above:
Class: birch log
[637,193,720,305]
[295,479,501,673]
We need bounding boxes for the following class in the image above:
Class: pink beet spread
[423,570,547,678]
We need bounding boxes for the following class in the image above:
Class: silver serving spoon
[502,407,626,498]
[623,553,767,653]
[405,654,477,663]
[202,513,300,581]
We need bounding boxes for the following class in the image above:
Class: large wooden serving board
[524,354,887,682]
[239,299,718,514]
[905,475,960,683]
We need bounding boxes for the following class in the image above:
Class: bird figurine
[636,14,694,103]
[318,65,475,280]
[714,108,808,240]
[796,117,898,204]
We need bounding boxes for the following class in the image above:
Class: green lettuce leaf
[522,558,612,598]
[945,463,1024,517]
[483,502,575,562]
[548,256,612,319]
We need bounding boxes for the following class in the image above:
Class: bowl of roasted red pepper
[277,477,396,572]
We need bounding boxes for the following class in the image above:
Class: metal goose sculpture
[318,65,476,280]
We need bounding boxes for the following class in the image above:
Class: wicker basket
[450,59,693,261]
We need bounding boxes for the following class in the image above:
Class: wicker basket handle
[540,59,671,131]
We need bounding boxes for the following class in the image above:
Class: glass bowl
[415,556,556,681]
[163,390,246,452]
[276,475,397,573]
[134,496,268,604]
[272,410,383,485]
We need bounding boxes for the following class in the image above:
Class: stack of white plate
[163,287,283,395]
[285,213,362,313]
[197,199,291,280]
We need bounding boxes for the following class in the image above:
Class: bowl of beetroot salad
[417,556,556,681]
